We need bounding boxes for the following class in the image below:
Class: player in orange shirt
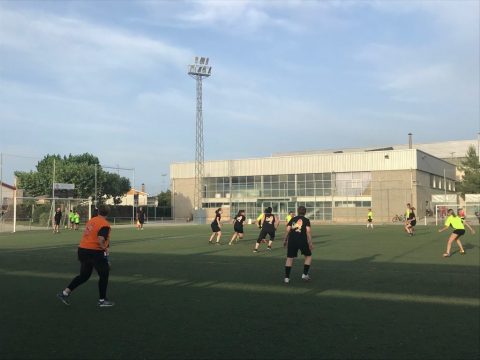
[56,205,114,307]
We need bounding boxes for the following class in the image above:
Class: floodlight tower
[188,56,212,210]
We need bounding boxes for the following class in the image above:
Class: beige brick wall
[172,178,195,219]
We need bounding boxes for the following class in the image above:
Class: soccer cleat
[301,274,311,281]
[460,250,466,255]
[267,246,272,251]
[56,292,70,306]
[253,249,258,253]
[284,278,290,284]
[208,240,213,244]
[443,252,451,257]
[215,242,221,245]
[98,299,115,307]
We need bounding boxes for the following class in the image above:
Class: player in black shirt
[283,206,313,283]
[253,207,279,253]
[53,208,62,234]
[208,208,223,245]
[229,210,246,245]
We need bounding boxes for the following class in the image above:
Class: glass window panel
[306,174,314,181]
[297,174,305,181]
[263,175,271,183]
[288,174,295,181]
[306,188,315,196]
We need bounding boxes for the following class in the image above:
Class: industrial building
[170,140,476,223]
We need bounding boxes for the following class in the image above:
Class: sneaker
[284,278,290,284]
[215,242,221,245]
[267,247,272,251]
[228,242,233,246]
[253,249,258,253]
[301,274,311,281]
[208,240,213,244]
[56,292,70,305]
[443,252,451,258]
[460,250,466,255]
[98,299,115,307]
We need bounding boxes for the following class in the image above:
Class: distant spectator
[53,208,62,234]
[137,207,145,230]
[74,211,80,230]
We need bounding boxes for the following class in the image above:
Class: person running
[56,205,114,307]
[367,208,374,229]
[404,206,416,236]
[208,208,222,245]
[53,208,62,234]
[229,210,246,245]
[137,207,145,230]
[68,209,75,230]
[439,208,475,257]
[74,211,80,230]
[283,206,313,284]
[405,203,412,221]
[253,207,279,253]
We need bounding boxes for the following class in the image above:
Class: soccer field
[0,224,479,360]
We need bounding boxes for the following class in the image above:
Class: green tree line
[15,153,131,204]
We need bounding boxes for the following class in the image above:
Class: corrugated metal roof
[171,149,455,179]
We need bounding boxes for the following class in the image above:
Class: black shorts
[138,219,145,225]
[367,219,372,223]
[211,223,221,233]
[77,247,109,270]
[234,225,244,234]
[287,239,312,258]
[54,220,61,225]
[408,220,416,226]
[257,228,275,242]
[453,229,466,236]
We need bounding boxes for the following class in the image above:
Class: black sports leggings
[68,248,110,299]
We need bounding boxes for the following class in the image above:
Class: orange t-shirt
[79,216,111,251]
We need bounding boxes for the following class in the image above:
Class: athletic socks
[303,264,310,275]
[285,266,292,278]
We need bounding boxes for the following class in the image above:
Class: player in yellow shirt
[366,209,373,229]
[438,209,475,257]
[285,211,295,225]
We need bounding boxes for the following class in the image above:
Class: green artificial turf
[0,223,478,359]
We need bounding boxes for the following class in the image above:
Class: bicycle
[392,214,406,223]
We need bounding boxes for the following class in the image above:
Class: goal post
[435,204,459,226]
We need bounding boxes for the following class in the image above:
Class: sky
[0,0,479,195]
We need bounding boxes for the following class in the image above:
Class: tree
[157,190,172,208]
[457,145,480,195]
[15,153,131,200]
[102,172,131,205]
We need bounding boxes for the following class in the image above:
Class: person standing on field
[56,205,114,307]
[137,207,145,230]
[367,208,374,229]
[68,210,75,230]
[209,208,223,245]
[253,207,279,252]
[439,208,475,257]
[229,210,246,245]
[283,206,313,284]
[74,211,80,230]
[53,208,62,234]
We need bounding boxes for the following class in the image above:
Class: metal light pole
[188,56,212,210]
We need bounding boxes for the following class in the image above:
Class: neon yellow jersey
[405,209,411,218]
[257,213,263,222]
[69,213,75,221]
[286,215,292,224]
[367,211,373,220]
[74,214,80,224]
[444,215,464,230]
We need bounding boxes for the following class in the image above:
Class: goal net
[435,204,459,226]
[1,197,91,232]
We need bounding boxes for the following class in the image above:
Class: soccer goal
[435,204,459,226]
[3,196,91,232]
